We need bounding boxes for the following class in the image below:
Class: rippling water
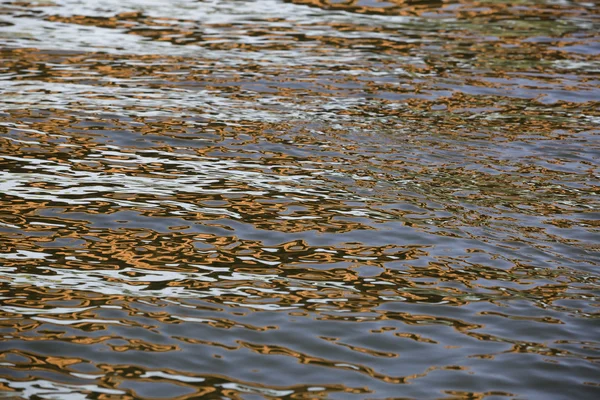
[1,0,599,398]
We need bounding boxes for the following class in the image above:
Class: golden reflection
[284,0,445,16]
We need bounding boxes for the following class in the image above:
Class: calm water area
[0,0,599,399]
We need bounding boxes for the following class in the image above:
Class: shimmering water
[0,0,599,398]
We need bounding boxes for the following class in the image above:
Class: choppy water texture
[0,0,599,398]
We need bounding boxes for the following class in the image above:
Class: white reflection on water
[0,378,126,399]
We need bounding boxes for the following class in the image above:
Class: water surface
[0,0,599,398]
